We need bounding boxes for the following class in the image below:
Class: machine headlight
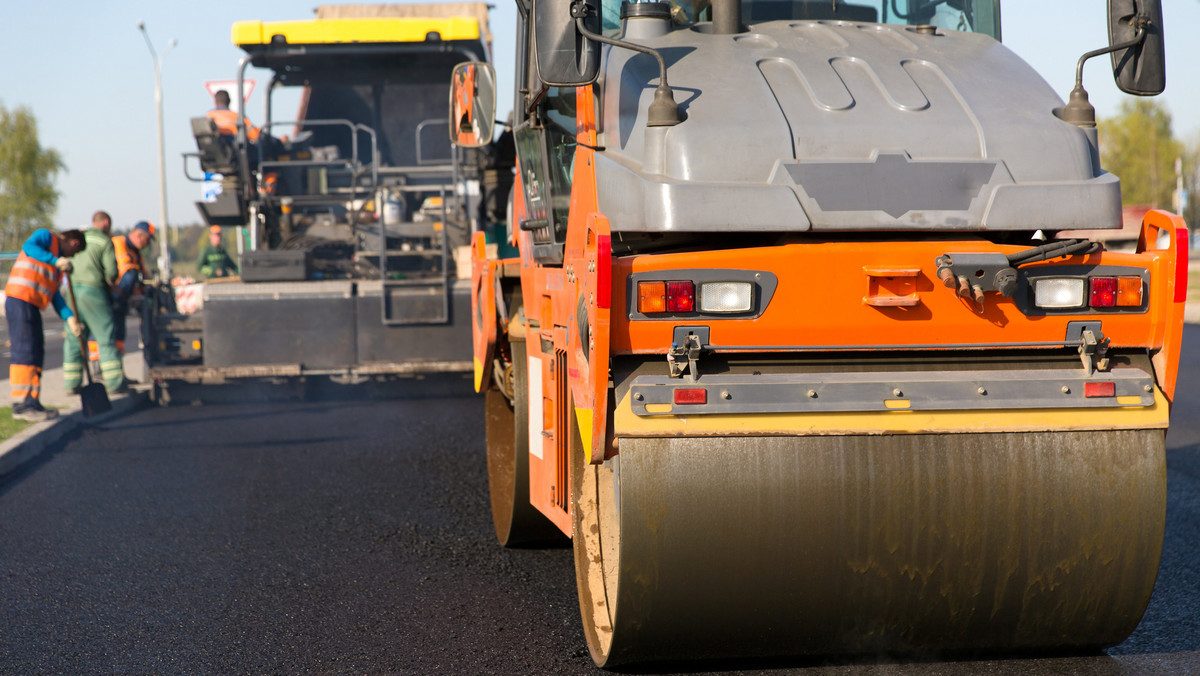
[1034,278,1085,309]
[699,282,753,313]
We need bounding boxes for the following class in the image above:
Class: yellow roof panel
[232,17,480,47]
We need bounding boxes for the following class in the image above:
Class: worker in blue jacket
[4,228,86,421]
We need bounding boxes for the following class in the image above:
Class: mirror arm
[1073,24,1146,90]
[1061,21,1146,128]
[571,3,682,126]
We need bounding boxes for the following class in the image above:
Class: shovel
[65,273,112,417]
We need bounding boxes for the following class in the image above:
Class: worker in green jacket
[197,226,239,278]
[63,210,127,394]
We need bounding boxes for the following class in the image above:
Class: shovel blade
[79,383,111,417]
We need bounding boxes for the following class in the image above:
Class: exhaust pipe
[712,0,743,34]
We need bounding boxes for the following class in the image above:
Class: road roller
[453,0,1186,666]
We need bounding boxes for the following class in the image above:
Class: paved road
[1,332,1199,674]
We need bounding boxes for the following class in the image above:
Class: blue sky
[1,1,1197,234]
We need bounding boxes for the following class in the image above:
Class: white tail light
[1034,278,1085,309]
[699,282,753,313]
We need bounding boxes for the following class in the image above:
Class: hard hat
[133,221,156,237]
[210,225,222,234]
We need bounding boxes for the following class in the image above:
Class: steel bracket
[1067,322,1110,374]
[1077,327,1110,374]
[667,326,708,381]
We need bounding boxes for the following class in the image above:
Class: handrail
[258,118,380,191]
[415,118,452,166]
[181,153,206,182]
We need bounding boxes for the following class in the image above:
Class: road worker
[83,210,113,365]
[111,221,154,354]
[206,89,260,142]
[196,226,239,279]
[4,228,86,421]
[63,211,127,395]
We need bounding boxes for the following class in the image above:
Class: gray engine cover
[595,20,1119,233]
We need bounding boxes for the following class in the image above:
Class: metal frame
[628,365,1156,416]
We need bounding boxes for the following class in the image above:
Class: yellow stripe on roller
[575,407,594,464]
[473,357,484,393]
[232,17,480,47]
[613,389,1171,438]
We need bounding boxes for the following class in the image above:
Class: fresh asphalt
[1,333,1199,674]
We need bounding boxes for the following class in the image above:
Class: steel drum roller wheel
[572,428,1166,667]
[485,340,562,546]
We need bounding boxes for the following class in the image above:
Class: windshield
[606,1,1000,40]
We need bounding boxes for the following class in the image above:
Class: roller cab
[461,0,1185,666]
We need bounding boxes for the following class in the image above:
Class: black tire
[485,340,562,546]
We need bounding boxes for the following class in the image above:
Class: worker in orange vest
[111,221,155,355]
[206,89,260,142]
[4,228,86,421]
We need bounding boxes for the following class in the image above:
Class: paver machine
[145,4,510,398]
[458,0,1187,667]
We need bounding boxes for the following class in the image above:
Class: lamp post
[137,21,176,281]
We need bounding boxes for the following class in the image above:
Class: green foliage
[1099,99,1184,208]
[0,103,64,250]
[1179,134,1200,229]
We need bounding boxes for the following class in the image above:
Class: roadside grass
[0,407,31,442]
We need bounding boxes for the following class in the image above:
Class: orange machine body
[470,85,1189,537]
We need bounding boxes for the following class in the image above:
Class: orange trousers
[9,364,41,402]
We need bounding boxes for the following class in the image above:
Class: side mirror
[449,62,497,148]
[1109,0,1165,96]
[533,0,601,87]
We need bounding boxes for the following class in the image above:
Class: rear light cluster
[638,281,688,313]
[1033,276,1143,310]
[637,280,754,315]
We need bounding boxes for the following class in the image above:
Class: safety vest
[206,108,260,142]
[4,234,61,309]
[113,235,147,278]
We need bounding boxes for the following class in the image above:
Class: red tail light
[674,388,707,404]
[1090,277,1117,307]
[666,281,695,313]
[1084,382,1115,398]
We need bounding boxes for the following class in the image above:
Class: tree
[1099,99,1184,209]
[1178,133,1200,229]
[0,103,64,250]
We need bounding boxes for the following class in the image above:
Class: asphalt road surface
[2,331,1200,674]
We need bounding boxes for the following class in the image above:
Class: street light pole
[137,21,176,281]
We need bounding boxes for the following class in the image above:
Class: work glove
[54,258,73,273]
[67,316,84,338]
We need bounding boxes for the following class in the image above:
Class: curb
[0,391,150,477]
